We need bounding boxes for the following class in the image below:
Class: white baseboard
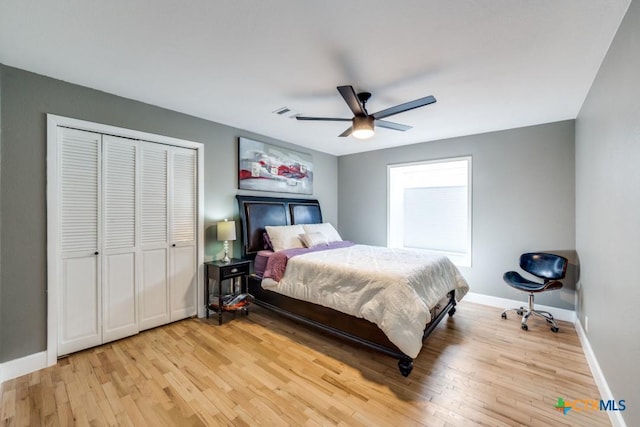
[463,291,577,323]
[0,351,49,384]
[575,319,627,427]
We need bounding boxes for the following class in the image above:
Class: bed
[236,195,469,376]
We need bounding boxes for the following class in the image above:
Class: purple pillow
[263,231,274,251]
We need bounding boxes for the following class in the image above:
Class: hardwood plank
[0,302,611,425]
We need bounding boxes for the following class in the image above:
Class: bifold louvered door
[139,144,197,329]
[57,128,197,356]
[58,128,102,356]
[139,142,170,330]
[102,135,139,343]
[169,147,197,321]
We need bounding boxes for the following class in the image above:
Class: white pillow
[302,223,342,243]
[265,224,305,251]
[299,232,329,248]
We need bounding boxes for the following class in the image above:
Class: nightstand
[205,259,252,325]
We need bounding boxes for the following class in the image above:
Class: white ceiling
[0,1,631,156]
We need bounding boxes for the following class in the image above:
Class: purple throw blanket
[263,241,354,282]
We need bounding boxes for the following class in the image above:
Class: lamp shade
[217,220,236,241]
[352,116,375,139]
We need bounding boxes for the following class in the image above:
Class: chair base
[501,293,559,333]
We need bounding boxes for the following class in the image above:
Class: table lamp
[217,219,236,263]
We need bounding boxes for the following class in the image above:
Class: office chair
[501,252,568,332]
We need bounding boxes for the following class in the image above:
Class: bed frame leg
[398,356,414,377]
[448,294,457,317]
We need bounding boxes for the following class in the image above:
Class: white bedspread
[261,244,469,358]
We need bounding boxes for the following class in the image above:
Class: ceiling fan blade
[376,120,412,132]
[296,116,352,122]
[338,126,353,137]
[372,95,436,120]
[337,85,366,117]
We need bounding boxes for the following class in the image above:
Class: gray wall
[575,0,640,424]
[0,66,3,363]
[0,65,337,363]
[338,121,576,309]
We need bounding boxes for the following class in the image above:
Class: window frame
[386,156,473,267]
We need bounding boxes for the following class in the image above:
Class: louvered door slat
[104,136,136,250]
[61,130,99,253]
[171,148,196,243]
[141,145,168,245]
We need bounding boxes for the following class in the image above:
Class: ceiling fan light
[352,116,375,139]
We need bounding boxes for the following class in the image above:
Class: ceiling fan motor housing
[357,92,372,108]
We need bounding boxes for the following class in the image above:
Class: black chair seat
[503,271,563,293]
[501,252,568,332]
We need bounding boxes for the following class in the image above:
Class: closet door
[58,128,102,356]
[102,135,139,343]
[139,142,171,330]
[169,147,197,321]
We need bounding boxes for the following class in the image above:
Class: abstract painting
[238,137,313,194]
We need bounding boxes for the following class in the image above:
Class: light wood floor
[1,302,610,426]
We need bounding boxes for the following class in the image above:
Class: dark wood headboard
[236,195,322,259]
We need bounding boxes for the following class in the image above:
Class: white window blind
[388,157,471,266]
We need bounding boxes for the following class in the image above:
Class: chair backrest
[519,252,568,280]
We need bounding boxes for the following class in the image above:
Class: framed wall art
[238,137,313,194]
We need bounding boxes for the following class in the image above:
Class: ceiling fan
[296,85,436,139]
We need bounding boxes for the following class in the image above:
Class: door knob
[94,251,99,255]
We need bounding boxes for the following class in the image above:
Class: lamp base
[222,241,231,263]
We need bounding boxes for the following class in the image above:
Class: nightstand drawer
[219,263,250,280]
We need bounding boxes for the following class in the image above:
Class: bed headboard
[236,195,323,259]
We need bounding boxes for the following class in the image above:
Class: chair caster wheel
[521,324,528,331]
[517,310,523,316]
[551,326,559,333]
[501,313,507,319]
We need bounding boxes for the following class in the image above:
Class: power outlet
[585,316,589,333]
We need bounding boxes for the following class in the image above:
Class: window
[388,157,472,267]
